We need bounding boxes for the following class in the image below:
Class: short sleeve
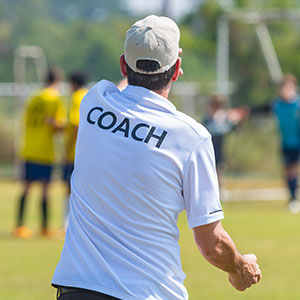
[183,137,224,228]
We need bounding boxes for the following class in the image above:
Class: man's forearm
[194,222,242,274]
[193,221,261,291]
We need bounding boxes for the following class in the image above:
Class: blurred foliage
[0,0,132,82]
[1,0,300,174]
[0,98,14,164]
[182,0,300,105]
[1,0,300,102]
[225,117,282,174]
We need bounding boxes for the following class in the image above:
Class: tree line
[1,0,300,105]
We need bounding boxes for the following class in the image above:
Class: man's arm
[249,102,273,115]
[193,220,261,291]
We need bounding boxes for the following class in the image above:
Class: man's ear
[119,54,127,77]
[171,57,182,82]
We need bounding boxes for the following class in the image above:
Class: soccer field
[1,179,300,300]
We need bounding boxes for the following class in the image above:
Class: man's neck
[152,83,171,99]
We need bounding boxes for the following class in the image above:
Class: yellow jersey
[65,88,88,162]
[21,86,66,164]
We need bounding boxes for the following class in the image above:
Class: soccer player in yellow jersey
[14,68,66,239]
[62,72,88,226]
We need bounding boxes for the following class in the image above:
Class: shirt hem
[188,212,224,228]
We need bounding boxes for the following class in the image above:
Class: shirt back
[52,80,223,300]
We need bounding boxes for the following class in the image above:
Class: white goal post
[216,8,300,95]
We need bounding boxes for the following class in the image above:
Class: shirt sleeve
[183,137,224,228]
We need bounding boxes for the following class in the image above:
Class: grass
[1,179,300,299]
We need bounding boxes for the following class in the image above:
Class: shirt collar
[121,84,177,113]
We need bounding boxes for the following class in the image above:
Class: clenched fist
[228,254,262,291]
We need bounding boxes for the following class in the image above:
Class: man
[52,15,261,299]
[13,68,66,239]
[63,72,88,227]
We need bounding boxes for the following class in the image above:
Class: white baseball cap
[124,15,180,74]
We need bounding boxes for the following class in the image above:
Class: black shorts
[62,163,74,183]
[282,148,300,166]
[56,286,120,300]
[23,161,53,182]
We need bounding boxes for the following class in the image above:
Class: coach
[52,15,261,299]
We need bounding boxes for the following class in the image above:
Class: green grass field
[1,179,300,300]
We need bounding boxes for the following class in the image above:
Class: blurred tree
[46,0,125,22]
[2,0,300,173]
[0,0,131,82]
[1,0,300,104]
[182,0,300,106]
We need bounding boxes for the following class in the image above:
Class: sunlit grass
[1,180,300,299]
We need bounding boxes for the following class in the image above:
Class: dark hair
[69,72,87,87]
[45,67,62,85]
[210,94,228,108]
[278,73,298,87]
[126,60,177,91]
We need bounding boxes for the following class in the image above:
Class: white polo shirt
[52,80,223,300]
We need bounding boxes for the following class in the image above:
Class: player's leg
[283,148,300,213]
[41,179,49,230]
[39,163,53,236]
[212,135,225,185]
[283,149,299,199]
[17,180,31,227]
[286,163,298,200]
[13,162,34,239]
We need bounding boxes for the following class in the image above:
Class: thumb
[243,254,257,262]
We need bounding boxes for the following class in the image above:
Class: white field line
[220,188,289,202]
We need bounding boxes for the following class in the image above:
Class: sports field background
[1,179,300,300]
[1,1,300,299]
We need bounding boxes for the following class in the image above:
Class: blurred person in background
[204,94,247,181]
[250,74,300,213]
[273,74,300,213]
[13,67,66,239]
[62,72,88,228]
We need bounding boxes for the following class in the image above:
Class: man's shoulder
[30,87,63,108]
[272,98,284,111]
[72,88,89,104]
[273,97,300,109]
[172,110,211,142]
[82,80,211,144]
[82,80,119,103]
[41,86,60,98]
[94,80,119,94]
